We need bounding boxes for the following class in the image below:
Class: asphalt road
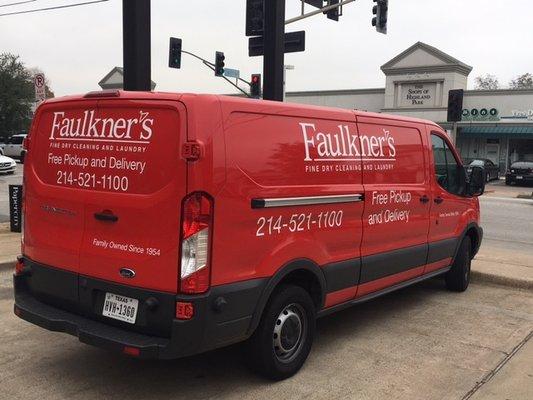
[0,267,531,400]
[479,195,533,257]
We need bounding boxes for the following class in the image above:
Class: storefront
[287,42,533,173]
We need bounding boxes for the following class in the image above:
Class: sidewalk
[468,331,533,400]
[471,246,533,290]
[0,223,20,271]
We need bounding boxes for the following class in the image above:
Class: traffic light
[326,0,340,21]
[246,0,264,36]
[215,51,225,77]
[250,74,261,98]
[372,0,388,34]
[447,89,464,122]
[304,1,340,21]
[168,37,182,69]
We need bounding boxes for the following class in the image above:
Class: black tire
[245,284,316,380]
[20,152,25,164]
[445,236,472,292]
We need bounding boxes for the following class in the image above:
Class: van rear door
[24,99,99,273]
[78,99,187,293]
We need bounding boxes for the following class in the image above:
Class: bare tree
[474,74,499,90]
[509,73,533,89]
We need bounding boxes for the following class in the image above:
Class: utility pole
[122,0,151,91]
[262,0,285,101]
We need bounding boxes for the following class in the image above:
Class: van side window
[431,134,463,195]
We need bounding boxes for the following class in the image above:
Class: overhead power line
[0,0,36,8]
[0,0,109,16]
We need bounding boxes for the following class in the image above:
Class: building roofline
[283,87,533,98]
[465,88,533,96]
[380,41,473,75]
[286,88,385,97]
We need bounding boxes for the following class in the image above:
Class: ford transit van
[14,91,484,379]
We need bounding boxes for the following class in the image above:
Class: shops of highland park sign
[400,82,436,107]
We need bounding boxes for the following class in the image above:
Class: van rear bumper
[14,261,267,359]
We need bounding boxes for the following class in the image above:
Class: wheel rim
[272,303,306,363]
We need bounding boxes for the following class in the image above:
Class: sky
[0,0,532,97]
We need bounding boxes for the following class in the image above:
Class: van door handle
[434,197,444,204]
[94,211,118,222]
[420,195,430,204]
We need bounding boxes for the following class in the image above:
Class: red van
[14,91,484,379]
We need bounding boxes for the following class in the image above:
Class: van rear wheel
[445,236,471,292]
[245,284,316,380]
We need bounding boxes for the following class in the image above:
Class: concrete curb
[471,270,533,291]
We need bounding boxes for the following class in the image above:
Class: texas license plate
[102,292,138,324]
[516,176,523,180]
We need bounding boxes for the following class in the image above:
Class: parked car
[506,161,533,185]
[3,133,27,163]
[0,154,17,174]
[464,158,499,182]
[14,91,484,380]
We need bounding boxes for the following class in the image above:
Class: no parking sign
[34,73,46,104]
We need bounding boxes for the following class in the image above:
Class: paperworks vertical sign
[34,73,46,104]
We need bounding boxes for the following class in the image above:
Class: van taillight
[179,192,213,294]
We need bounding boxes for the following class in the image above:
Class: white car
[0,154,17,174]
[3,134,27,162]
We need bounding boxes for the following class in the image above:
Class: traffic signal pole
[262,0,285,101]
[122,0,151,91]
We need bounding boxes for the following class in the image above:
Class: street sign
[34,73,46,104]
[249,30,306,57]
[223,68,240,79]
[9,185,22,233]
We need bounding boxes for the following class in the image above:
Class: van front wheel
[445,236,471,292]
[245,284,316,380]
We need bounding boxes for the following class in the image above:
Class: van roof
[41,91,441,129]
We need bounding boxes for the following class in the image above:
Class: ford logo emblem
[119,268,136,279]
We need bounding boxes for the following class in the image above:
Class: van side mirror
[468,166,485,196]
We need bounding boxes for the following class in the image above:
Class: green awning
[460,125,533,138]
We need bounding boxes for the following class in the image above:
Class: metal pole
[451,121,457,145]
[122,0,151,91]
[263,0,285,102]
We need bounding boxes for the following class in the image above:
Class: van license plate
[516,176,523,180]
[102,293,139,324]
